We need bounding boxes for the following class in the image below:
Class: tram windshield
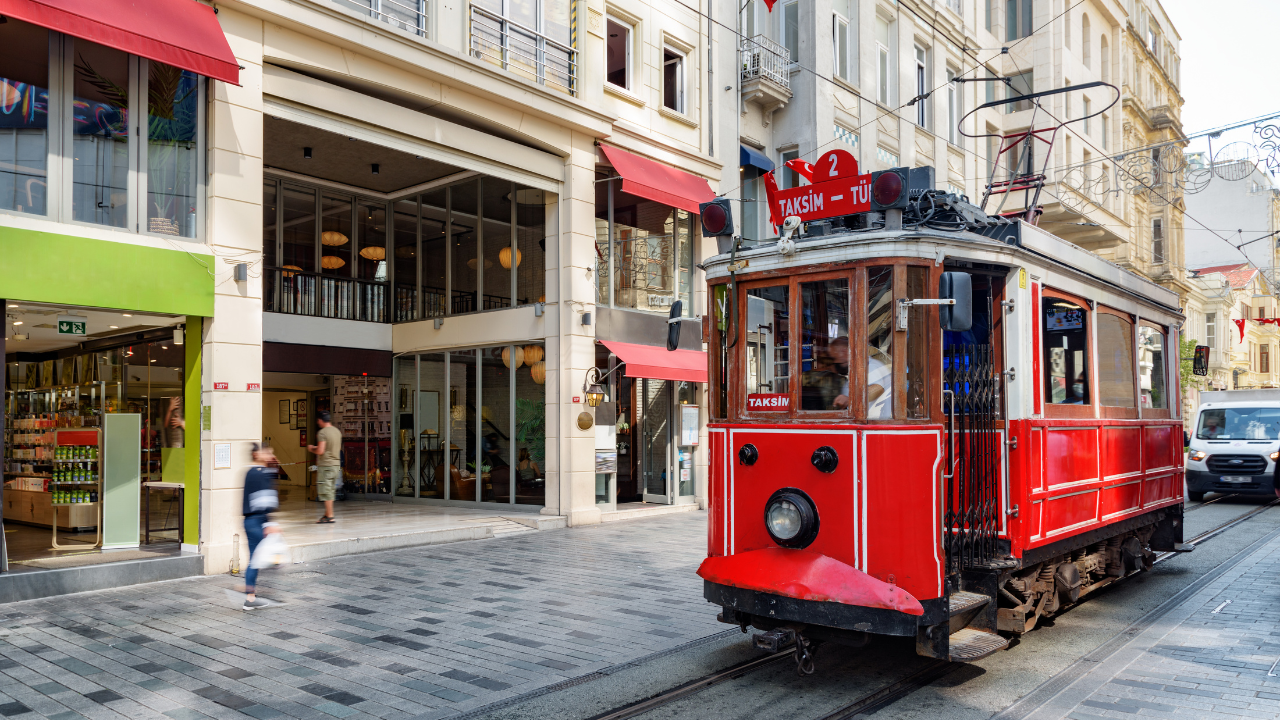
[1197,407,1280,440]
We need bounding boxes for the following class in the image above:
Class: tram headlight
[764,489,820,549]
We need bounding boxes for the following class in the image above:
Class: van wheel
[1188,491,1206,502]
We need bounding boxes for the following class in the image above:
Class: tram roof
[703,219,1182,315]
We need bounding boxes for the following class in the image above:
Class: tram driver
[801,337,851,410]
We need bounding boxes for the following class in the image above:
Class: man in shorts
[307,411,342,523]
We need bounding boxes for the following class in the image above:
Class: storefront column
[182,323,202,553]
[200,7,266,573]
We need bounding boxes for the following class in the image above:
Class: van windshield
[1197,407,1280,440]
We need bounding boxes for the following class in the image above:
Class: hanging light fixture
[530,361,546,385]
[585,382,605,407]
[523,345,544,364]
[280,264,303,278]
[467,257,494,271]
[321,255,346,270]
[321,231,349,246]
[359,246,386,261]
[501,345,526,369]
[499,246,522,269]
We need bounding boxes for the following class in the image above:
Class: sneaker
[242,597,276,611]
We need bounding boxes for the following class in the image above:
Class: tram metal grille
[943,344,1000,581]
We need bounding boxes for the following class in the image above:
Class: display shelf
[5,472,53,478]
[49,481,98,485]
[51,502,99,508]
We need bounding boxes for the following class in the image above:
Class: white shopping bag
[250,531,290,569]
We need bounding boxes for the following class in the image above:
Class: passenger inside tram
[801,337,850,410]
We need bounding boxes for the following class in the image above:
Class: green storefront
[2,226,213,577]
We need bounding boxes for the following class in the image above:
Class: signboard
[595,450,617,473]
[1045,307,1084,331]
[57,316,86,336]
[680,404,700,446]
[213,382,229,390]
[747,393,791,411]
[768,149,872,224]
[213,443,231,469]
[246,383,261,392]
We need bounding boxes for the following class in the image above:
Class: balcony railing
[334,0,427,36]
[741,35,790,91]
[469,5,577,96]
[266,268,388,323]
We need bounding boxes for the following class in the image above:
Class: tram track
[572,498,1280,720]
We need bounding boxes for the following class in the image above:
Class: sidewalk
[1022,528,1280,720]
[0,511,722,720]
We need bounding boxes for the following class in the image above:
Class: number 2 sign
[814,149,860,182]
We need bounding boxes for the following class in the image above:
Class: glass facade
[594,178,697,316]
[392,344,546,506]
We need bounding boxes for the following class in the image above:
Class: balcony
[469,5,577,96]
[334,0,427,36]
[266,268,388,323]
[741,35,791,126]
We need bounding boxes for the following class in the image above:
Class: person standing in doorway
[308,412,342,523]
[242,443,280,610]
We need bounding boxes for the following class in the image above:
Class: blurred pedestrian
[307,411,342,523]
[242,443,280,611]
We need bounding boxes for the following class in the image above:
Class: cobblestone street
[0,513,721,720]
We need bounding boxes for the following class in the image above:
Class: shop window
[866,266,894,419]
[516,187,547,307]
[480,347,511,502]
[1097,308,1136,411]
[596,177,694,315]
[146,63,199,237]
[0,20,49,216]
[663,46,685,113]
[1043,295,1089,406]
[393,198,419,322]
[799,279,850,412]
[481,178,513,310]
[72,42,131,229]
[745,285,791,409]
[606,17,632,90]
[906,266,930,418]
[449,348,479,500]
[1138,324,1168,411]
[281,185,317,274]
[420,188,448,318]
[357,201,388,282]
[263,181,278,270]
[414,353,448,498]
[320,194,353,277]
[123,342,186,483]
[514,345,546,506]
[450,179,480,314]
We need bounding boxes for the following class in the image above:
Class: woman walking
[242,443,281,610]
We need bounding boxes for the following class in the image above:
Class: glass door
[639,378,673,504]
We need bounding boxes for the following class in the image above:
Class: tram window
[711,284,728,419]
[745,285,791,407]
[1043,297,1089,405]
[1138,324,1167,411]
[867,266,894,418]
[800,279,851,411]
[1098,310,1136,408]
[906,267,929,418]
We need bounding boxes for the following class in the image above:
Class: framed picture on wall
[290,413,300,430]
[296,400,307,423]
[279,400,290,424]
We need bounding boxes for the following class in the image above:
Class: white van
[1186,389,1280,500]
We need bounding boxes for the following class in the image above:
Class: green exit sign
[57,316,86,335]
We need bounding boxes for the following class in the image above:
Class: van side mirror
[1193,345,1209,376]
[939,272,973,332]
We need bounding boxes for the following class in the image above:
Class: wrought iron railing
[334,0,427,36]
[741,34,790,91]
[469,5,577,96]
[266,268,387,323]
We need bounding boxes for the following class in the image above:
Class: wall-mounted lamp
[173,325,185,346]
[303,147,312,159]
[581,312,591,326]
[534,302,545,317]
[434,317,444,329]
[581,364,625,408]
[234,263,248,282]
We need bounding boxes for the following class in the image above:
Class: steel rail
[1183,492,1239,512]
[583,649,793,720]
[1154,497,1280,565]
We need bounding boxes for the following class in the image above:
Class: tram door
[639,378,674,504]
[941,271,1004,584]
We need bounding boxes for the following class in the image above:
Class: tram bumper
[698,548,925,637]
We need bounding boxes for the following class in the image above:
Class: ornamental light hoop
[957,80,1121,224]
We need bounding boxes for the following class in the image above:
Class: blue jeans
[244,514,267,591]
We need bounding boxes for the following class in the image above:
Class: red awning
[599,144,715,215]
[0,0,240,85]
[601,340,707,383]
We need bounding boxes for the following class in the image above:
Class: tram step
[947,628,1009,662]
[947,591,991,617]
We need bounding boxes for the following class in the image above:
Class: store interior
[3,301,188,571]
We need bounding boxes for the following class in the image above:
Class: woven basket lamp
[321,255,346,270]
[359,246,386,261]
[529,360,546,385]
[522,344,544,364]
[499,246,522,269]
[281,265,303,278]
[501,345,525,369]
[321,231,349,246]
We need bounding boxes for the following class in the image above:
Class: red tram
[696,165,1186,666]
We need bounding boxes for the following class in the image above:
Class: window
[605,17,632,91]
[1138,324,1167,411]
[1101,36,1109,82]
[1064,81,1072,119]
[472,0,576,95]
[800,279,851,411]
[1044,296,1089,406]
[1264,344,1272,374]
[833,0,855,82]
[915,46,928,127]
[1152,218,1164,264]
[72,41,131,229]
[663,47,685,113]
[1097,309,1136,410]
[1082,14,1092,68]
[745,285,791,406]
[781,149,801,189]
[0,19,48,215]
[1083,98,1091,134]
[906,266,930,418]
[876,16,892,105]
[1007,70,1033,112]
[742,166,761,242]
[867,266,894,418]
[1260,306,1267,320]
[946,69,958,144]
[1006,0,1033,41]
[783,0,800,63]
[985,0,992,31]
[1207,313,1216,350]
